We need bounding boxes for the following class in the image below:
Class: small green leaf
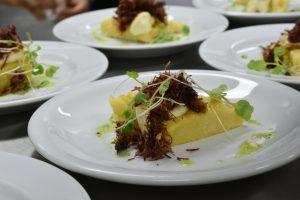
[32,64,44,75]
[270,65,282,75]
[38,80,51,88]
[158,79,170,95]
[134,92,149,104]
[122,122,134,134]
[241,54,248,59]
[31,51,38,59]
[234,100,254,121]
[247,60,267,71]
[183,25,190,36]
[122,109,134,119]
[45,65,58,78]
[274,47,286,57]
[208,84,227,101]
[127,71,138,79]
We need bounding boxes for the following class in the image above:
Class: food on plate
[248,20,300,76]
[100,0,189,43]
[0,25,58,96]
[106,70,254,160]
[228,0,290,13]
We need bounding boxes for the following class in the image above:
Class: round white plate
[53,6,228,58]
[193,0,300,23]
[28,70,300,186]
[199,24,300,84]
[0,41,108,114]
[0,152,90,200]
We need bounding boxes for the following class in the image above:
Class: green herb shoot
[183,25,190,36]
[247,47,289,75]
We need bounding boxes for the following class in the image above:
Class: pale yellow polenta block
[271,0,289,12]
[167,102,243,146]
[109,92,136,121]
[109,93,243,146]
[101,18,184,43]
[289,49,300,66]
[0,57,31,94]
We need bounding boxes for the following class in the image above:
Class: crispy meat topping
[114,71,207,160]
[0,25,22,59]
[115,0,166,31]
[288,20,300,43]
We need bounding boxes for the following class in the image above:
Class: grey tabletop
[0,1,299,200]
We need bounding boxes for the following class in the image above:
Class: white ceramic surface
[28,70,300,186]
[199,24,300,84]
[53,6,228,58]
[0,152,90,200]
[0,41,108,114]
[193,0,300,23]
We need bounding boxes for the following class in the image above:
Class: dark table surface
[0,1,299,200]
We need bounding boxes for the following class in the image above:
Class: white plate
[53,6,228,58]
[0,41,108,114]
[0,152,90,200]
[199,24,300,84]
[28,70,300,186]
[193,0,300,23]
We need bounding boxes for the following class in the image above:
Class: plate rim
[0,40,109,109]
[0,152,90,200]
[28,70,300,186]
[53,6,229,50]
[192,0,300,19]
[199,23,300,84]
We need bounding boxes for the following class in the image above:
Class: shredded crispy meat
[186,148,200,152]
[262,42,279,69]
[114,71,207,160]
[0,25,21,59]
[115,0,166,31]
[288,20,300,43]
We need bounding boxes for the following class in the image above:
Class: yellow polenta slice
[101,17,184,43]
[0,53,31,94]
[109,92,243,146]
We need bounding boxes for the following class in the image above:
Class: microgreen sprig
[247,47,289,75]
[118,70,255,135]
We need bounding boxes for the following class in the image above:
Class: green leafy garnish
[134,92,149,104]
[247,47,289,75]
[158,79,170,96]
[241,54,248,59]
[127,71,139,80]
[32,64,44,75]
[207,84,227,101]
[234,100,254,121]
[274,47,286,57]
[183,25,190,36]
[247,60,267,71]
[45,65,58,78]
[122,122,134,135]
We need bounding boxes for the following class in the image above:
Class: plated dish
[53,5,228,58]
[200,23,300,84]
[193,0,300,23]
[28,70,300,185]
[0,152,90,200]
[0,34,108,114]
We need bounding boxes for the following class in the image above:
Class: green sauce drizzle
[235,140,262,158]
[96,117,115,136]
[180,159,194,166]
[252,129,275,139]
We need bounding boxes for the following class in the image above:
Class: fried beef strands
[0,25,22,59]
[114,71,207,160]
[115,0,167,31]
